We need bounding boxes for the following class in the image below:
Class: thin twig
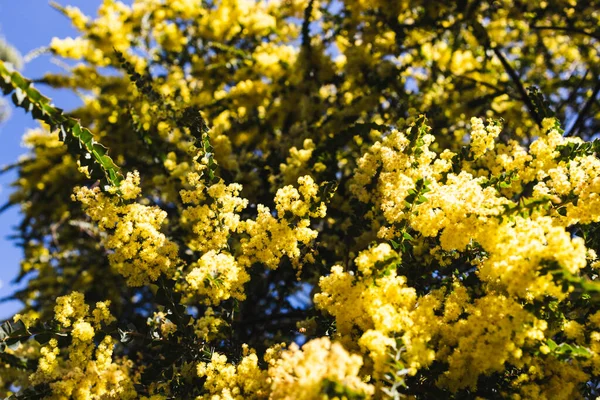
[301,0,315,50]
[492,46,542,127]
[556,68,589,114]
[566,78,600,137]
[451,73,506,93]
[531,25,600,42]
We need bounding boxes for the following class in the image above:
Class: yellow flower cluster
[6,0,600,398]
[195,0,277,41]
[267,337,375,399]
[350,119,439,219]
[74,172,180,286]
[315,115,600,394]
[193,307,227,342]
[238,204,317,270]
[180,160,248,254]
[469,116,501,159]
[315,265,421,377]
[349,116,594,299]
[50,36,104,64]
[238,175,325,270]
[196,345,269,399]
[54,290,89,328]
[185,250,249,305]
[435,292,549,392]
[36,339,60,382]
[477,215,587,300]
[274,175,327,219]
[52,0,140,64]
[277,139,317,185]
[355,242,398,276]
[31,292,137,399]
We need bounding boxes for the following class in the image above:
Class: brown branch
[531,25,600,42]
[556,68,589,114]
[492,46,542,127]
[301,0,315,50]
[566,78,600,137]
[451,73,506,93]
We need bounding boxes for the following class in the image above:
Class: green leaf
[0,319,26,341]
[6,337,22,351]
[556,139,600,161]
[0,352,33,370]
[405,115,430,157]
[526,86,555,120]
[547,338,591,360]
[0,320,28,353]
[33,333,52,345]
[0,60,123,188]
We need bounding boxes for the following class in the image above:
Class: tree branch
[531,25,600,42]
[492,46,543,127]
[566,77,600,137]
[556,68,589,115]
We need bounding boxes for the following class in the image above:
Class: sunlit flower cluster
[3,0,600,398]
[30,292,137,399]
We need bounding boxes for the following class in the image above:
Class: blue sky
[0,1,103,320]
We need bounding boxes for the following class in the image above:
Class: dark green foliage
[0,61,123,188]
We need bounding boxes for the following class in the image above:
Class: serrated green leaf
[0,60,123,188]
